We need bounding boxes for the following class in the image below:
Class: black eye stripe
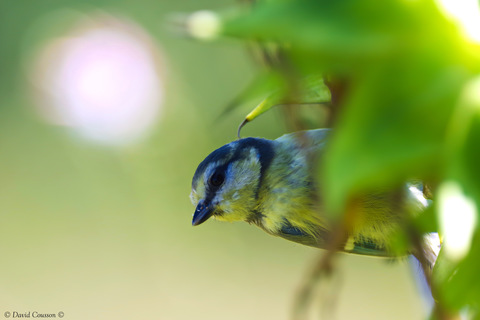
[206,164,229,192]
[209,171,225,187]
[203,164,229,202]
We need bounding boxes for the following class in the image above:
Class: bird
[190,129,438,263]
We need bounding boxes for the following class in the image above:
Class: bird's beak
[192,200,214,226]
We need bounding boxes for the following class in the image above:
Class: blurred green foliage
[196,0,480,317]
[1,0,478,318]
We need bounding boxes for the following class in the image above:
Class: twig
[292,223,347,320]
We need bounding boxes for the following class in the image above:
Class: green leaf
[432,79,480,311]
[237,74,330,136]
[413,205,438,234]
[438,232,480,310]
[322,56,470,212]
[219,71,285,118]
[221,0,458,74]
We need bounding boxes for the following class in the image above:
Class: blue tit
[190,129,435,259]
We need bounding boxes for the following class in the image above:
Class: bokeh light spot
[436,0,480,44]
[186,10,221,41]
[29,12,165,145]
[437,181,478,261]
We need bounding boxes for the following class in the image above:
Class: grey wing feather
[275,129,330,151]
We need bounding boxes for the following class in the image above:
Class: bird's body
[190,129,432,258]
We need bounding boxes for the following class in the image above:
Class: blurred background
[0,1,426,319]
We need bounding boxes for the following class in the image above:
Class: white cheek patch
[223,149,260,192]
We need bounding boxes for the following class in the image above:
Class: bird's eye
[209,171,225,187]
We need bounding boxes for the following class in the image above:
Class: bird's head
[190,138,275,226]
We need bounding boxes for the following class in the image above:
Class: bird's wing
[346,241,390,256]
[278,223,391,256]
[302,128,331,147]
[275,128,330,151]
